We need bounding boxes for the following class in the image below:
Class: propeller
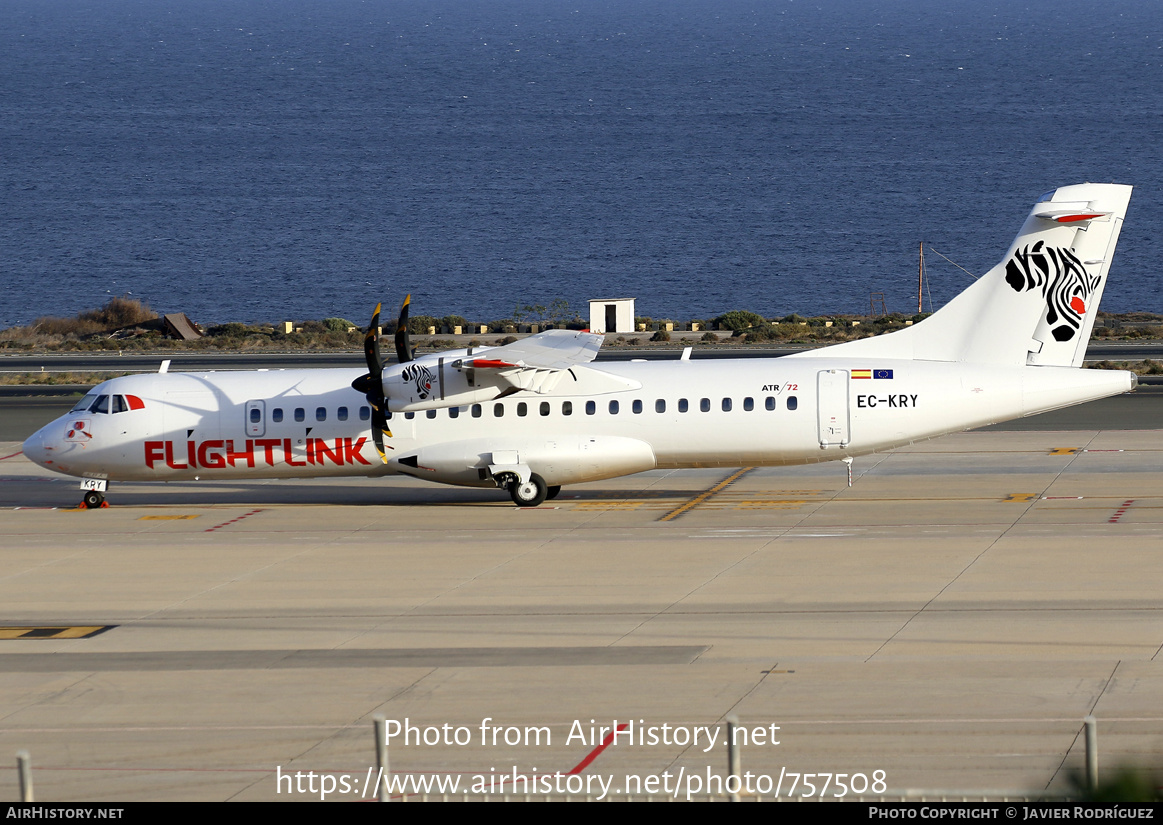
[351,295,415,462]
[351,302,393,463]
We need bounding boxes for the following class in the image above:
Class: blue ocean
[2,0,1161,328]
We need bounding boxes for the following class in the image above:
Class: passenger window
[426,410,437,419]
[787,396,798,411]
[540,401,550,416]
[562,401,573,416]
[449,406,459,419]
[678,398,688,413]
[359,406,370,421]
[273,408,284,423]
[517,402,528,417]
[700,398,710,412]
[655,399,665,413]
[765,397,776,411]
[722,398,732,412]
[249,408,261,424]
[316,407,327,421]
[294,408,305,422]
[609,400,619,414]
[405,412,415,420]
[744,397,754,411]
[337,406,348,421]
[632,400,643,414]
[586,400,596,415]
[472,404,482,418]
[494,403,504,417]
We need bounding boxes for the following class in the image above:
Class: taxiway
[0,403,1161,800]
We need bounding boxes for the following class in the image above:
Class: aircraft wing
[462,329,603,371]
[448,329,604,396]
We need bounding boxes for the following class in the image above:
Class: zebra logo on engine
[400,363,436,400]
[1004,241,1099,342]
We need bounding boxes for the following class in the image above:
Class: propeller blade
[370,405,392,461]
[364,302,384,377]
[395,294,413,364]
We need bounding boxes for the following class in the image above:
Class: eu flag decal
[874,369,894,379]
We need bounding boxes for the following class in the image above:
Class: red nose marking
[1070,296,1086,314]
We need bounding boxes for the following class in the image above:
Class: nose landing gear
[79,478,109,509]
[80,490,108,509]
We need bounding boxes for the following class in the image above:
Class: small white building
[588,298,635,334]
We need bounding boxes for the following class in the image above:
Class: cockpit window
[110,395,128,414]
[91,395,110,414]
[71,393,99,413]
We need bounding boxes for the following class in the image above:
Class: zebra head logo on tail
[1004,241,1100,342]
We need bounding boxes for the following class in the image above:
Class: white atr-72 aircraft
[23,183,1135,509]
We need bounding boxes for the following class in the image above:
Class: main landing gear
[509,473,548,507]
[494,470,562,508]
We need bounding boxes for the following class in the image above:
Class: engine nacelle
[383,353,507,412]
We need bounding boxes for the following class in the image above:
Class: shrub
[207,322,255,339]
[79,296,157,329]
[713,310,767,332]
[407,314,441,335]
[741,324,780,342]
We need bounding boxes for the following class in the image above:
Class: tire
[509,473,548,507]
[83,491,104,509]
[545,485,561,500]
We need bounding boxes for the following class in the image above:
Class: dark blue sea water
[2,0,1161,328]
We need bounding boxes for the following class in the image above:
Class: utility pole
[918,241,926,314]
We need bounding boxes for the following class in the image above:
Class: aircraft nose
[22,427,50,469]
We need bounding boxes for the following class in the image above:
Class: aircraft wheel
[82,490,105,509]
[545,485,562,500]
[509,473,548,507]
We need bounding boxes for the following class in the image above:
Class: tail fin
[795,183,1132,367]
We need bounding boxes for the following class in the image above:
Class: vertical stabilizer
[793,184,1132,366]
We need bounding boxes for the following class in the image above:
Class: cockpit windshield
[68,393,118,414]
[70,393,99,413]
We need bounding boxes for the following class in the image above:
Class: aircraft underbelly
[392,435,657,487]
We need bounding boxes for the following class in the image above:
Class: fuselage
[21,355,1134,490]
